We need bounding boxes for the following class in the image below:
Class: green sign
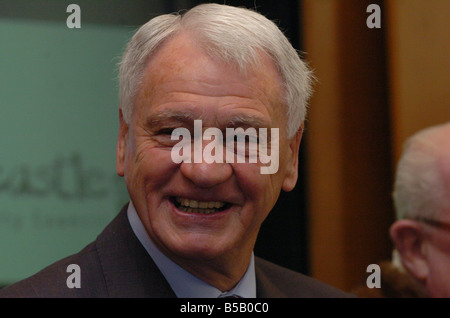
[0,18,132,285]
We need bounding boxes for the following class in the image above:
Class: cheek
[233,164,282,213]
[123,139,176,193]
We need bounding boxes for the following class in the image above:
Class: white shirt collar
[127,201,256,298]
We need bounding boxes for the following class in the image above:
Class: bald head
[393,122,450,221]
[390,122,450,297]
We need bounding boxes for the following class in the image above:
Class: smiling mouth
[172,197,231,214]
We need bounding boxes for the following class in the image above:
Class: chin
[171,235,236,261]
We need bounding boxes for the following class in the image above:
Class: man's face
[116,33,301,265]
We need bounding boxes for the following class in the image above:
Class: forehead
[146,32,280,84]
[135,33,284,123]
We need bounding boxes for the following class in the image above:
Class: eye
[224,133,259,159]
[156,128,176,136]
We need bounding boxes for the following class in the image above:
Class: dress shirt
[127,201,256,298]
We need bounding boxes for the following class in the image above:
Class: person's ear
[116,109,129,177]
[390,220,429,282]
[281,126,303,192]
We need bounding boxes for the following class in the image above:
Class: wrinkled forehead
[146,31,281,87]
[136,32,286,120]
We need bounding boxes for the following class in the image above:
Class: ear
[282,126,303,192]
[390,220,429,282]
[116,109,129,177]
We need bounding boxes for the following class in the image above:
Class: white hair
[392,122,450,220]
[118,3,313,138]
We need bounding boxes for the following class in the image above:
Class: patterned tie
[218,294,242,298]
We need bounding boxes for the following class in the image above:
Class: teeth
[175,197,227,213]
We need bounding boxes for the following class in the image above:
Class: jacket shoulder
[0,205,174,298]
[0,241,106,298]
[255,257,354,298]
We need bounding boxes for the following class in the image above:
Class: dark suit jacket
[0,205,351,298]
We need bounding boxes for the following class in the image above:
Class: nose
[180,161,233,188]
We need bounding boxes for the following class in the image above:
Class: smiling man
[1,4,351,298]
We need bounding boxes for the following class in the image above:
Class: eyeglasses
[414,217,450,232]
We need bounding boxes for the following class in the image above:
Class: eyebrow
[145,110,270,130]
[225,114,269,130]
[145,110,200,129]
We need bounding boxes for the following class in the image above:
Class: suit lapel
[255,258,286,298]
[95,205,176,297]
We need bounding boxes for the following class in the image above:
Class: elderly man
[353,122,450,298]
[389,122,450,298]
[0,4,350,298]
